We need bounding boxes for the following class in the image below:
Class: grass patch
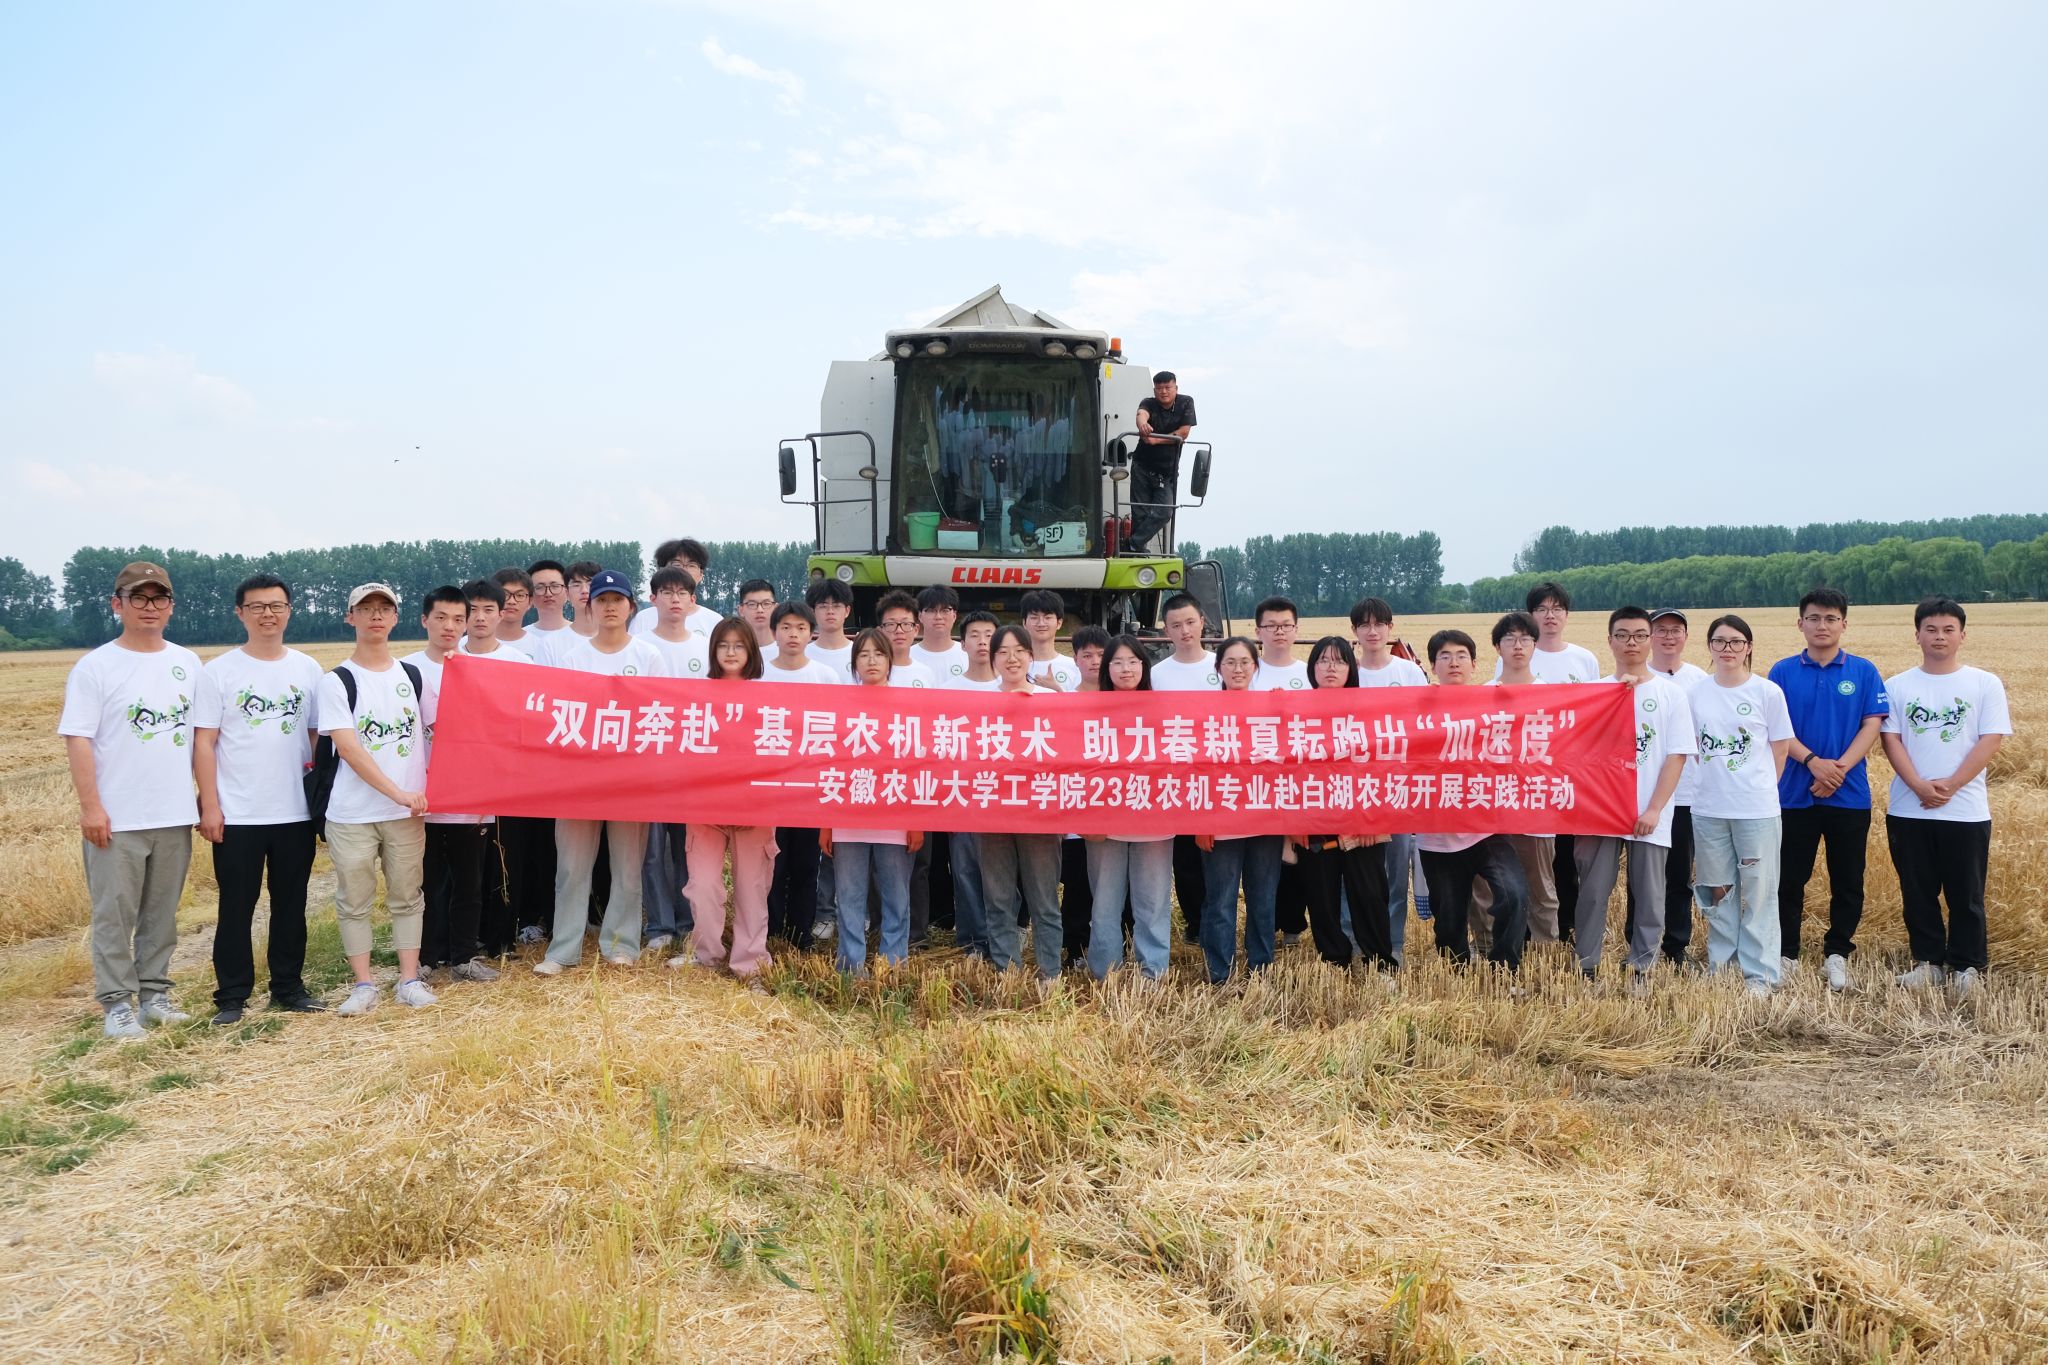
[147,1069,204,1092]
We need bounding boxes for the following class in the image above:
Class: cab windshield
[893,356,1098,557]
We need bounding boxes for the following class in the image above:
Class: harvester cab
[776,285,1228,639]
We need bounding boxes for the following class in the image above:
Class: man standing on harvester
[1129,371,1196,550]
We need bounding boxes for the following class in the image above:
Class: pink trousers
[686,824,777,976]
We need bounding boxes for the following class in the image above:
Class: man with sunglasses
[60,562,203,1040]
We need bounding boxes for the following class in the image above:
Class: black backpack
[304,660,425,841]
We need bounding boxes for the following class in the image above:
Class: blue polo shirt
[1766,649,1889,810]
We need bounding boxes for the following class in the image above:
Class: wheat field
[1,605,2044,1363]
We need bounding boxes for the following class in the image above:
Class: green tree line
[1513,514,2048,574]
[1468,532,2048,614]
[1180,532,1445,618]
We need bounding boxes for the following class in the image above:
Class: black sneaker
[210,1006,245,1026]
[269,993,327,1013]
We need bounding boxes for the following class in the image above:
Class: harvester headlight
[1043,340,1068,357]
[1136,566,1157,587]
[924,339,950,356]
[836,564,856,583]
[1073,343,1099,360]
[894,341,916,358]
[1167,570,1182,586]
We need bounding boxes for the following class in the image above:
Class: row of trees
[1467,532,2048,614]
[1512,514,2048,574]
[1180,532,1445,617]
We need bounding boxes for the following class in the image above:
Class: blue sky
[3,1,2042,587]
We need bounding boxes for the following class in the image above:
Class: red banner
[425,655,1637,838]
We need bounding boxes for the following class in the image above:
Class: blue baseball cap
[587,569,635,602]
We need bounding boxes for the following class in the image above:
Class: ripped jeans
[1692,814,1780,988]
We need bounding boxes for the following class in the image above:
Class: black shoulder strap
[338,662,359,715]
[401,661,423,701]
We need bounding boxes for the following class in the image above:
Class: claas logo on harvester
[950,566,1045,585]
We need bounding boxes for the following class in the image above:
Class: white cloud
[92,348,259,424]
[699,36,804,114]
[768,207,903,238]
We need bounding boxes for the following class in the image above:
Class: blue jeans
[977,832,1063,977]
[1693,814,1781,987]
[833,841,913,975]
[1198,836,1282,983]
[642,822,691,940]
[1087,839,1174,979]
[1385,833,1413,963]
[951,831,990,960]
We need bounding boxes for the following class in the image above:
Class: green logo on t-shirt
[1699,728,1753,772]
[1642,697,1658,712]
[1206,673,1220,686]
[171,665,187,681]
[1288,678,1306,689]
[622,665,639,675]
[127,696,191,746]
[688,658,703,674]
[1905,697,1970,742]
[396,682,412,699]
[1837,679,1856,695]
[1635,721,1656,765]
[1736,701,1753,716]
[234,685,307,735]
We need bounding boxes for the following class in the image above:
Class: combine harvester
[776,285,1228,638]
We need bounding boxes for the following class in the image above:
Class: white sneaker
[1897,962,1945,988]
[811,916,837,943]
[532,959,567,977]
[605,953,638,967]
[451,957,501,983]
[336,983,381,1016]
[395,978,437,1008]
[645,934,674,954]
[138,991,191,1026]
[1780,956,1799,977]
[1951,967,1982,999]
[103,1001,146,1041]
[1824,954,1849,992]
[1746,980,1773,1000]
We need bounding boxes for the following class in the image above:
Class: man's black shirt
[1135,394,1196,474]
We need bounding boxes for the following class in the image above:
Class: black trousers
[1777,804,1871,960]
[1626,805,1694,962]
[1274,856,1309,936]
[423,822,488,967]
[479,823,513,956]
[1171,833,1207,939]
[211,820,316,1010]
[769,827,820,949]
[1060,837,1093,966]
[499,815,556,935]
[1552,834,1580,943]
[1886,815,1990,972]
[1421,836,1530,971]
[1300,840,1394,968]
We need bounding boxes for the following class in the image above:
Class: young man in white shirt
[758,601,837,953]
[632,538,721,637]
[736,578,778,650]
[805,577,856,679]
[1881,597,2011,997]
[317,582,436,1016]
[1349,596,1428,964]
[643,567,712,679]
[457,578,533,957]
[459,580,529,661]
[402,586,501,987]
[60,561,202,1040]
[876,591,937,689]
[1627,608,1710,964]
[909,585,968,684]
[194,573,326,1024]
[1480,612,1562,947]
[956,610,1002,690]
[492,568,534,647]
[522,560,576,666]
[1571,607,1695,986]
[1501,581,1602,954]
[563,561,603,646]
[1020,589,1082,691]
[1149,591,1218,941]
[537,571,665,976]
[1251,595,1309,691]
[1416,629,1530,976]
[638,564,707,953]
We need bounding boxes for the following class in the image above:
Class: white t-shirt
[460,639,533,663]
[888,659,938,689]
[1150,653,1221,691]
[401,651,486,826]
[1686,673,1795,821]
[950,675,1004,692]
[557,636,668,678]
[193,647,323,825]
[1252,659,1310,692]
[1495,643,1603,685]
[1418,831,1487,855]
[523,622,574,661]
[647,632,713,681]
[317,659,436,826]
[58,640,202,832]
[1357,656,1429,689]
[631,604,721,637]
[759,658,842,686]
[1031,653,1083,691]
[1608,674,1696,847]
[1652,661,1711,805]
[909,642,969,687]
[1881,665,2013,823]
[807,640,854,680]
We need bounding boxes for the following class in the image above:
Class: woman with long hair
[1195,637,1285,983]
[1085,635,1175,981]
[673,619,779,981]
[821,629,922,976]
[975,624,1066,979]
[1290,636,1395,969]
[1687,614,1794,996]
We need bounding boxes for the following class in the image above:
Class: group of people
[62,539,2009,1040]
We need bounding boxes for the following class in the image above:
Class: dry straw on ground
[1,607,2043,1362]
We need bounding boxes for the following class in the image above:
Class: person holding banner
[1196,637,1283,984]
[1293,637,1395,971]
[976,625,1066,979]
[674,619,779,981]
[1086,636,1176,982]
[821,629,923,976]
[1151,593,1218,945]
[1688,615,1794,997]
[1058,624,1114,967]
[534,570,663,977]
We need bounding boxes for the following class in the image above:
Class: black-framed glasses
[1609,631,1651,644]
[1708,637,1748,651]
[124,593,174,609]
[240,602,290,616]
[532,583,568,596]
